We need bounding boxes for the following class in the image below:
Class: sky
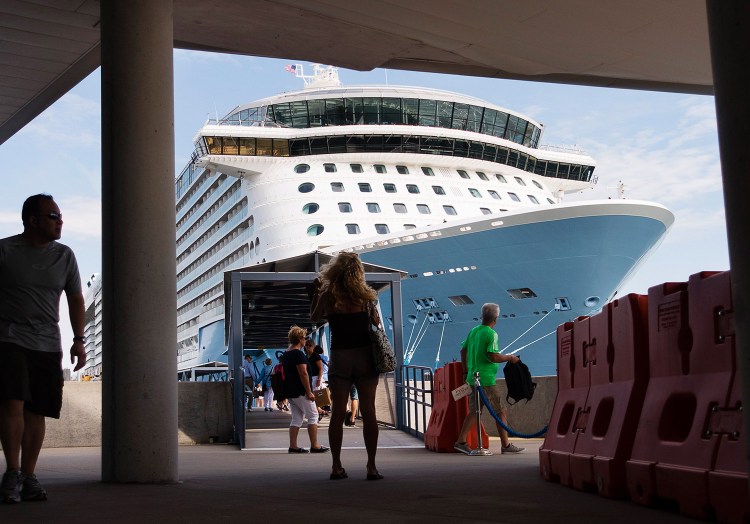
[0,51,729,370]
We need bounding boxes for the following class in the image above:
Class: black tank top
[327,311,370,350]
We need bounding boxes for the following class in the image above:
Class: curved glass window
[508,192,521,202]
[298,182,314,193]
[295,164,310,173]
[432,186,446,195]
[528,195,540,204]
[417,204,431,214]
[226,97,543,148]
[457,169,470,179]
[374,164,387,174]
[533,180,543,190]
[358,183,372,192]
[383,183,397,193]
[407,184,420,194]
[367,203,381,213]
[350,163,363,173]
[547,198,555,204]
[488,190,501,200]
[394,203,407,213]
[375,224,390,234]
[496,174,508,183]
[480,208,491,215]
[346,224,360,234]
[443,205,457,216]
[396,165,409,174]
[324,163,337,173]
[303,203,319,214]
[421,166,435,176]
[338,202,352,213]
[404,224,416,229]
[469,188,481,198]
[331,182,344,192]
[514,176,526,186]
[476,171,489,181]
[307,224,324,236]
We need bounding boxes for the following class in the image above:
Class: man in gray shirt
[0,194,86,504]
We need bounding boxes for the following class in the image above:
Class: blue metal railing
[397,365,434,439]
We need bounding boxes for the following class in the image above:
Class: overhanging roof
[222,251,406,349]
[0,0,713,146]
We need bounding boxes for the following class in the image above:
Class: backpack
[270,352,288,401]
[503,358,536,405]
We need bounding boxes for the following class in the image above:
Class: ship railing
[537,143,588,155]
[397,365,433,439]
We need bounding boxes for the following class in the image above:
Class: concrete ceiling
[0,0,712,146]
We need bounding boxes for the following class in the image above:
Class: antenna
[384,68,389,85]
[284,63,342,89]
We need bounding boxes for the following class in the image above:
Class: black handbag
[367,301,396,373]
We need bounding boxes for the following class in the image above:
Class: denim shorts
[0,342,64,418]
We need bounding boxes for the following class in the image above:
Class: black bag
[270,353,287,401]
[367,302,396,373]
[503,358,536,405]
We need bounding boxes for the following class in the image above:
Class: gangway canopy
[223,250,407,448]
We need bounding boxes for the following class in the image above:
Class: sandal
[330,468,348,480]
[366,472,384,481]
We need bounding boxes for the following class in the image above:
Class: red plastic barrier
[626,272,736,519]
[568,294,649,498]
[540,317,591,485]
[424,362,488,452]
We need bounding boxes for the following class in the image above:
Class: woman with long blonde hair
[310,252,383,480]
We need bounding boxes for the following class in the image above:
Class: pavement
[1,408,694,523]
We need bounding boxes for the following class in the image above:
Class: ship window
[421,166,435,176]
[499,208,507,212]
[394,203,407,213]
[443,205,457,216]
[298,183,315,193]
[375,224,390,234]
[508,192,521,202]
[295,164,310,174]
[302,203,319,214]
[338,202,352,213]
[488,190,501,200]
[359,183,372,192]
[480,208,491,215]
[533,180,544,189]
[508,288,537,299]
[514,176,526,186]
[331,182,344,192]
[495,174,507,183]
[346,224,360,234]
[528,195,540,204]
[457,169,470,179]
[307,224,324,236]
[469,188,481,198]
[407,184,420,194]
[432,186,446,195]
[417,204,431,214]
[350,163,363,173]
[448,295,474,306]
[367,203,381,213]
[396,165,409,174]
[374,164,387,174]
[256,138,273,156]
[404,224,416,229]
[240,138,256,155]
[324,163,337,173]
[383,183,397,193]
[547,198,555,204]
[476,171,489,181]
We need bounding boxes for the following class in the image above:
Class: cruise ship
[174,65,673,378]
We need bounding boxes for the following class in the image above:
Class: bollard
[469,372,493,456]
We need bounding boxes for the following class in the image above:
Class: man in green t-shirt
[454,303,525,455]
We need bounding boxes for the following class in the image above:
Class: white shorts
[288,395,319,427]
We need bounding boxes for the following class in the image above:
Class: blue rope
[477,385,548,439]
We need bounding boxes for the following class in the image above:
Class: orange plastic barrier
[626,272,737,520]
[539,317,591,486]
[424,362,488,453]
[568,294,649,498]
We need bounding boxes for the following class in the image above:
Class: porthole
[307,224,324,236]
[298,182,315,193]
[302,203,319,214]
[294,164,310,173]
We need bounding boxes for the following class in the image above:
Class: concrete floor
[1,409,695,523]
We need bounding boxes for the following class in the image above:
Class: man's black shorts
[0,342,64,418]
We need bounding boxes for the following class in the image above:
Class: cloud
[174,48,251,67]
[23,92,101,148]
[58,196,102,240]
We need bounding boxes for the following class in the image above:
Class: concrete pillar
[100,0,178,482]
[706,1,750,481]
